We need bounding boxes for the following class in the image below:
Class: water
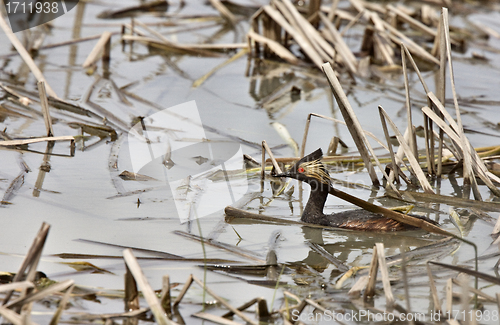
[1,0,500,324]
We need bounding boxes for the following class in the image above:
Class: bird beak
[272,170,289,178]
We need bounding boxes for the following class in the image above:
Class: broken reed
[252,3,500,201]
[251,3,500,200]
[0,223,74,325]
[2,220,496,325]
[248,0,457,74]
[0,14,76,152]
[2,223,271,324]
[322,9,499,200]
[249,1,500,200]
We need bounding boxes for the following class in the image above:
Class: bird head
[273,149,331,187]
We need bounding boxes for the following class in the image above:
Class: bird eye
[298,167,304,173]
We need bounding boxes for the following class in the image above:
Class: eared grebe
[274,149,434,231]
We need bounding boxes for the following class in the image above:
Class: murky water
[1,0,500,324]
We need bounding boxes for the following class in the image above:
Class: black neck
[301,182,330,224]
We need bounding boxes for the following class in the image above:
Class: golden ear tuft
[299,159,330,184]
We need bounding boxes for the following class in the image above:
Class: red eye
[298,167,304,173]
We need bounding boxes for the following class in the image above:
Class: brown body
[338,218,409,231]
[311,209,418,231]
